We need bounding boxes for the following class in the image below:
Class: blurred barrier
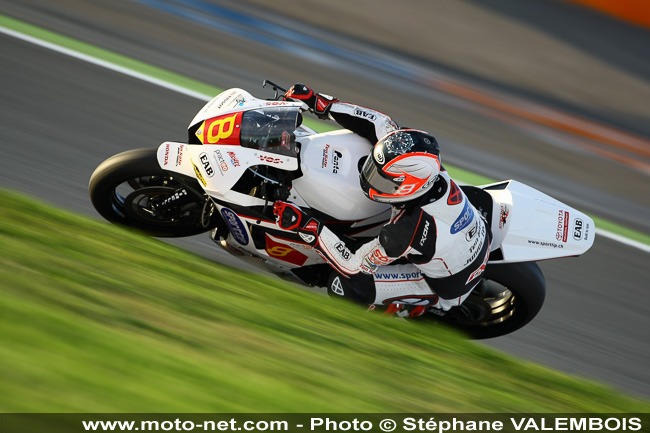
[566,0,650,28]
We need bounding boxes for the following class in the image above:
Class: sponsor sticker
[466,242,490,284]
[321,144,330,168]
[419,220,430,247]
[217,90,236,109]
[465,222,478,242]
[259,155,283,164]
[214,150,229,173]
[450,200,474,234]
[374,271,423,281]
[175,145,184,167]
[381,294,438,306]
[196,112,243,145]
[334,242,352,261]
[227,151,241,167]
[199,152,215,177]
[264,235,308,266]
[573,218,584,241]
[354,108,377,121]
[304,220,319,232]
[163,143,170,166]
[374,146,385,164]
[465,225,486,265]
[221,208,249,245]
[499,205,510,229]
[556,210,569,242]
[193,162,206,186]
[332,150,342,174]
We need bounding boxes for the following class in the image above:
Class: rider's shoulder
[379,207,432,257]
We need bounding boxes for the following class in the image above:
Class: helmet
[360,129,441,204]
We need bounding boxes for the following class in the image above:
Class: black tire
[89,148,213,237]
[441,262,546,339]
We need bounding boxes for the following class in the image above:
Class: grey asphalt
[1,0,648,399]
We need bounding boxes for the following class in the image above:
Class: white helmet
[360,129,441,204]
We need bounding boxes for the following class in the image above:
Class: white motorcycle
[89,82,595,339]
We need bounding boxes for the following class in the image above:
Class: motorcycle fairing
[188,88,304,137]
[161,88,595,269]
[157,141,298,202]
[485,180,595,263]
[292,130,390,221]
[215,202,326,269]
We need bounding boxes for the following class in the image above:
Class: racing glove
[273,201,322,246]
[284,83,339,119]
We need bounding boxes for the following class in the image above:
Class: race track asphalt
[1,0,648,399]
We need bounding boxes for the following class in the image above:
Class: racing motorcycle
[89,81,595,339]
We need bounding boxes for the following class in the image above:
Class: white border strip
[0,26,212,101]
[2,23,649,254]
[596,228,650,253]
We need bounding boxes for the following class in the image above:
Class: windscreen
[239,107,300,157]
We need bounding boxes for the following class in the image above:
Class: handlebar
[262,80,288,100]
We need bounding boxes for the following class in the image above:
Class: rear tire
[441,262,546,339]
[89,148,213,237]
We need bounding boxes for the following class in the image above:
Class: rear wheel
[89,148,215,237]
[438,262,546,339]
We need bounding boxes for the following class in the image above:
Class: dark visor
[361,156,401,195]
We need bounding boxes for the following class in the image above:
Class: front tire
[89,148,213,237]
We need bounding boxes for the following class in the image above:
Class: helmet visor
[360,156,400,196]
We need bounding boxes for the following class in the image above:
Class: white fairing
[156,141,297,205]
[154,88,595,272]
[292,130,389,220]
[188,88,303,127]
[485,180,595,263]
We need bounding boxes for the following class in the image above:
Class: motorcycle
[89,81,595,339]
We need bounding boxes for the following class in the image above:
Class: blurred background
[1,0,649,398]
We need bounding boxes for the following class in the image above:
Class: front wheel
[89,148,215,237]
[438,262,546,339]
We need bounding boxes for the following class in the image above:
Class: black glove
[273,201,322,246]
[284,83,339,119]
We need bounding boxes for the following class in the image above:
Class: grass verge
[0,188,648,413]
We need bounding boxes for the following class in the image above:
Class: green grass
[0,188,648,413]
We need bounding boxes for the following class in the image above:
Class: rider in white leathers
[274,84,491,314]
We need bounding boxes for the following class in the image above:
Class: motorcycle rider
[274,84,491,315]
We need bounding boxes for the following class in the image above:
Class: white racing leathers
[312,101,490,310]
[316,171,490,310]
